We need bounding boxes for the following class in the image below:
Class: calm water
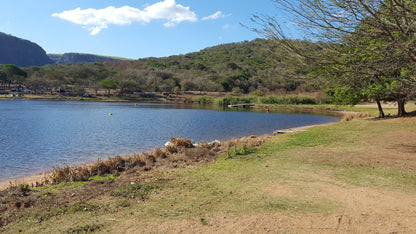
[0,100,339,181]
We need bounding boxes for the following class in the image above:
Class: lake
[0,100,339,181]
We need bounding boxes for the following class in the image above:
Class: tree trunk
[397,98,407,117]
[376,100,385,118]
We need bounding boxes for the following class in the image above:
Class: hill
[48,53,129,65]
[0,32,53,67]
[16,39,323,97]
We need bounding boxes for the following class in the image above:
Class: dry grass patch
[340,111,373,121]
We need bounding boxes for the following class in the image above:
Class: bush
[251,90,264,96]
[325,87,362,105]
[259,95,316,105]
[214,95,257,106]
[194,96,212,104]
[231,87,244,94]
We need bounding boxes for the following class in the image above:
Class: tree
[0,71,7,90]
[251,0,416,117]
[0,64,27,88]
[119,79,140,94]
[26,77,47,95]
[99,79,118,96]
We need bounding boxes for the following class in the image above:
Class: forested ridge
[1,38,323,97]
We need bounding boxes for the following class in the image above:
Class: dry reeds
[340,112,372,122]
[47,137,222,185]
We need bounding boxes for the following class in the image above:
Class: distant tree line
[1,39,325,97]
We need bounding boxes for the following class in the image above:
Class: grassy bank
[1,111,416,232]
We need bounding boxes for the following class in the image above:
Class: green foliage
[194,96,212,104]
[214,95,257,106]
[99,79,118,89]
[88,175,116,181]
[99,79,118,96]
[231,87,244,94]
[259,95,316,105]
[226,145,256,159]
[250,90,264,96]
[325,87,362,105]
[49,40,322,94]
[2,38,329,97]
[253,0,416,116]
[1,64,27,78]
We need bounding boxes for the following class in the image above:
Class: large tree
[0,64,27,89]
[252,0,416,117]
[99,79,118,97]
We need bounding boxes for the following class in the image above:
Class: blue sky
[0,0,284,59]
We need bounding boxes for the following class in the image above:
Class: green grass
[30,181,89,194]
[111,183,153,200]
[88,174,116,181]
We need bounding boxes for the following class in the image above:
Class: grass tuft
[111,183,153,200]
[66,223,103,233]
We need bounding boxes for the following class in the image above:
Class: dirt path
[136,174,416,233]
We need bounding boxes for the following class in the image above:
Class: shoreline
[0,121,338,191]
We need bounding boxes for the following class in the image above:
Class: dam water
[0,100,339,181]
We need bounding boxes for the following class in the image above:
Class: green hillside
[3,38,325,99]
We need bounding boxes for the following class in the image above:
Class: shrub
[259,95,316,105]
[232,87,244,94]
[214,95,257,106]
[251,90,264,96]
[194,96,212,104]
[226,144,255,159]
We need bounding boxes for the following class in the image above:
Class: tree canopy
[252,0,416,117]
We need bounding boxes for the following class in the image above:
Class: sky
[0,0,288,59]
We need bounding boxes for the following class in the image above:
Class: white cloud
[202,11,230,21]
[52,0,197,35]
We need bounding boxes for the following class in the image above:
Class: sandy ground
[0,173,50,190]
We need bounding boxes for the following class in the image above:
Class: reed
[47,137,222,184]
